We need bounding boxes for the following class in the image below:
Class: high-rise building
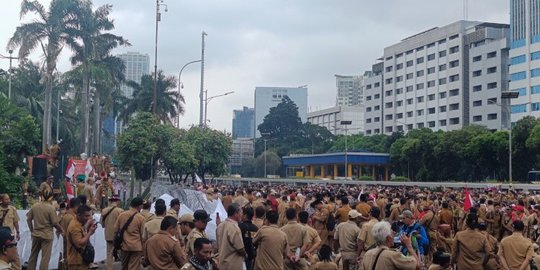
[364,21,510,135]
[509,0,540,123]
[307,106,364,135]
[117,52,150,98]
[254,86,308,137]
[229,138,255,175]
[232,106,255,139]
[335,74,364,106]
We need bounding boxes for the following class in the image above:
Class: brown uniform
[66,218,89,270]
[144,231,187,269]
[313,207,329,245]
[140,209,154,222]
[143,216,163,241]
[59,211,75,268]
[359,218,378,251]
[186,228,207,255]
[498,232,534,270]
[166,208,178,218]
[335,205,352,223]
[253,224,288,270]
[27,201,59,270]
[486,211,502,239]
[334,220,360,270]
[38,182,52,198]
[253,218,264,229]
[452,228,492,270]
[82,185,94,206]
[114,208,145,270]
[222,195,234,210]
[0,205,20,270]
[100,205,123,270]
[312,261,338,270]
[360,246,418,270]
[355,202,371,218]
[216,218,245,270]
[282,221,310,270]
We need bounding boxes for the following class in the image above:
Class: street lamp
[204,90,234,127]
[199,31,208,127]
[0,50,19,101]
[488,90,519,183]
[153,0,167,114]
[340,120,352,177]
[260,132,272,178]
[177,59,202,128]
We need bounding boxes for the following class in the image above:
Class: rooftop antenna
[463,0,469,20]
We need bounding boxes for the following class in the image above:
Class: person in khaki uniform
[178,213,195,247]
[167,198,181,218]
[59,197,81,269]
[452,213,492,270]
[334,210,361,270]
[66,205,97,270]
[100,195,123,270]
[253,210,289,270]
[187,210,211,255]
[38,176,53,199]
[0,194,21,270]
[114,197,145,270]
[0,227,18,270]
[253,206,266,229]
[312,200,329,246]
[360,221,419,270]
[140,201,155,222]
[82,178,95,206]
[281,207,310,270]
[217,203,246,270]
[498,220,534,270]
[359,207,381,254]
[298,211,321,259]
[181,238,217,270]
[26,192,64,270]
[335,197,352,224]
[143,203,166,241]
[478,223,501,270]
[144,216,187,269]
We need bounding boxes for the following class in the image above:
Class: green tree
[513,116,540,181]
[258,96,302,139]
[185,127,232,183]
[160,125,197,183]
[296,122,335,154]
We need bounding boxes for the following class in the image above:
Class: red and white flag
[464,188,474,212]
[65,180,74,199]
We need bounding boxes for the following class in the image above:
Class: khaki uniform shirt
[216,218,245,269]
[0,259,12,270]
[141,210,155,222]
[334,220,360,253]
[82,185,94,205]
[27,201,59,239]
[305,224,321,250]
[335,205,352,223]
[66,219,86,266]
[313,208,329,231]
[144,231,187,269]
[253,224,288,270]
[282,221,309,251]
[60,212,75,234]
[222,195,233,210]
[114,208,145,252]
[360,246,417,270]
[358,218,378,250]
[143,216,164,241]
[39,182,52,197]
[186,227,207,255]
[452,229,492,270]
[313,261,338,270]
[355,202,371,217]
[253,218,264,229]
[0,205,19,233]
[167,208,178,218]
[100,206,123,241]
[439,208,453,226]
[498,232,534,270]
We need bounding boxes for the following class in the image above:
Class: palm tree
[8,0,78,153]
[119,71,184,124]
[65,0,128,154]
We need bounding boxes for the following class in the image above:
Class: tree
[258,96,302,139]
[296,122,335,154]
[8,0,79,152]
[185,127,232,183]
[160,125,197,184]
[513,116,540,181]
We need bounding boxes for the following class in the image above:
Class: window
[416,46,424,52]
[417,109,424,116]
[449,103,459,110]
[406,60,413,67]
[366,107,372,112]
[487,67,497,74]
[473,85,482,92]
[428,107,436,114]
[532,68,540,77]
[487,51,497,58]
[427,54,435,61]
[449,89,459,96]
[385,66,393,72]
[416,83,424,90]
[407,98,413,105]
[374,105,380,111]
[385,114,393,120]
[532,85,540,95]
[416,70,424,77]
[487,97,497,104]
[449,46,460,54]
[366,130,372,135]
[511,104,527,113]
[439,64,447,71]
[407,124,413,130]
[374,94,380,99]
[417,96,424,103]
[396,88,403,94]
[449,60,459,68]
[374,129,380,133]
[366,118,372,123]
[396,53,403,58]
[473,55,482,62]
[406,73,413,79]
[439,106,447,112]
[449,117,460,125]
[473,100,482,107]
[385,126,393,133]
[385,56,393,61]
[487,113,498,120]
[406,86,413,92]
[406,50,413,55]
[511,55,526,65]
[532,51,540,61]
[385,90,393,96]
[374,117,380,122]
[427,67,436,74]
[396,76,403,82]
[396,113,403,119]
[473,115,482,122]
[385,102,393,108]
[416,57,424,64]
[417,123,425,128]
[427,80,436,87]
[439,78,447,85]
[532,102,540,111]
[396,100,403,107]
[407,111,413,117]
[385,78,393,84]
[374,82,380,87]
[428,94,435,101]
[473,70,482,77]
[396,63,403,70]
[366,85,372,90]
[449,34,459,40]
[512,87,526,96]
[428,121,436,128]
[427,42,435,48]
[366,96,372,101]
[439,92,447,98]
[438,39,447,44]
[439,119,447,126]
[487,82,498,89]
[439,50,447,57]
[449,74,459,82]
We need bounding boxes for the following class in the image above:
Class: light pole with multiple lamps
[340,120,352,178]
[153,0,167,114]
[204,90,234,127]
[176,59,202,128]
[0,50,19,101]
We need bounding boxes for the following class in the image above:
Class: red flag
[464,188,473,212]
[65,180,74,200]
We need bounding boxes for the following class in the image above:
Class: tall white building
[117,52,150,98]
[335,74,364,106]
[509,0,540,122]
[364,21,510,135]
[254,86,308,137]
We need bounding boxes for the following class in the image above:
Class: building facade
[307,106,364,135]
[335,74,364,106]
[254,86,308,137]
[117,52,150,98]
[509,0,540,123]
[230,138,255,174]
[232,106,255,139]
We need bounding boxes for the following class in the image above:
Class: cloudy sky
[0,0,509,132]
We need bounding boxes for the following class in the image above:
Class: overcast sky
[0,0,509,132]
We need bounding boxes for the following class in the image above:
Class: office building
[509,0,540,123]
[335,74,364,106]
[117,52,150,98]
[364,21,510,135]
[254,86,308,137]
[232,106,255,139]
[307,106,364,135]
[230,138,255,174]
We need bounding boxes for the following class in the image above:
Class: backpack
[79,242,95,265]
[114,212,138,250]
[326,213,336,231]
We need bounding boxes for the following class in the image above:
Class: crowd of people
[2,182,540,269]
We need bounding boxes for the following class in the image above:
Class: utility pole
[199,31,207,127]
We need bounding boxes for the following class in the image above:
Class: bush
[391,176,410,182]
[358,175,374,181]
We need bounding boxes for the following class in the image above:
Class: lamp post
[0,50,18,101]
[177,59,202,128]
[199,31,208,127]
[489,90,519,183]
[153,0,167,114]
[204,90,234,127]
[340,120,352,177]
[260,132,272,178]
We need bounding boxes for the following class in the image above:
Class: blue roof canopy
[282,152,390,166]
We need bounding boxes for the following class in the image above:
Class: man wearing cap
[499,220,534,270]
[144,216,187,269]
[178,214,194,247]
[95,177,113,209]
[38,176,54,200]
[398,210,428,257]
[334,209,361,270]
[0,227,18,270]
[26,191,64,270]
[167,198,181,218]
[100,195,123,270]
[114,197,145,270]
[187,210,211,255]
[0,195,20,270]
[143,203,166,241]
[66,204,97,270]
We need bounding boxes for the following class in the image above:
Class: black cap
[0,227,16,249]
[193,210,212,222]
[130,197,144,207]
[170,198,180,207]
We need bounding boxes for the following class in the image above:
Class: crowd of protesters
[3,181,540,269]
